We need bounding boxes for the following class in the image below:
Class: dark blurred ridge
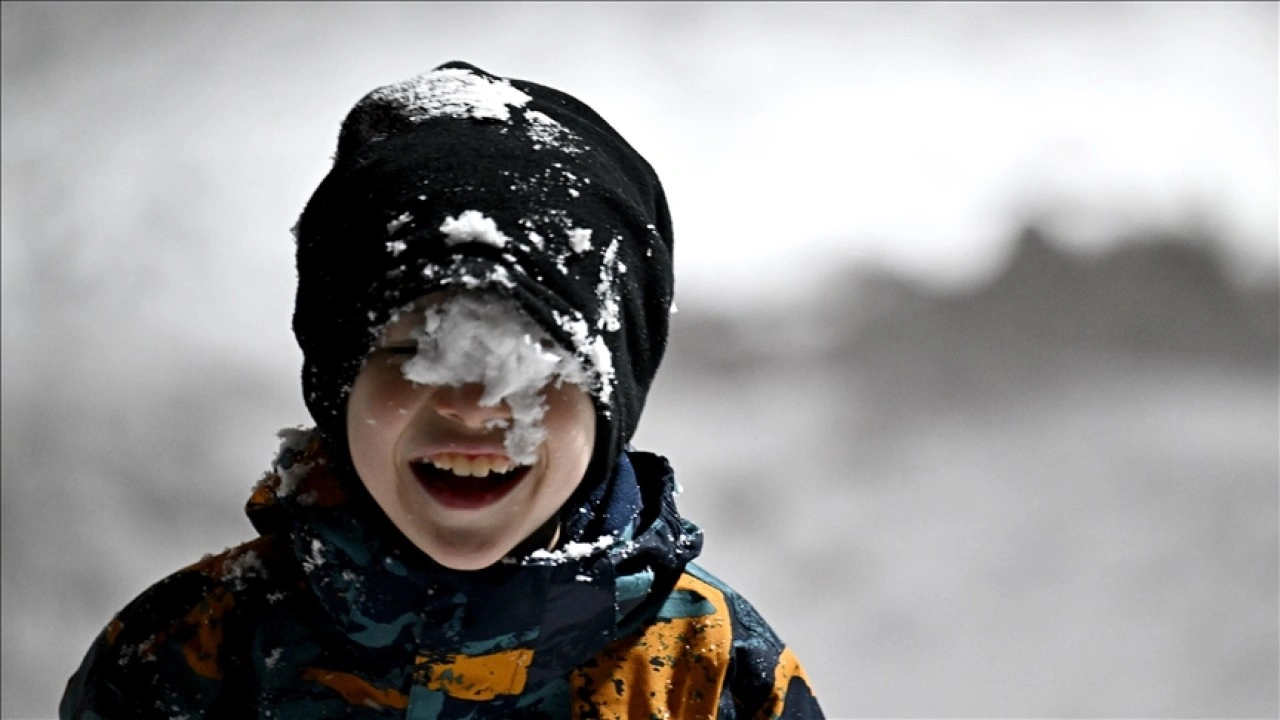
[668,224,1279,386]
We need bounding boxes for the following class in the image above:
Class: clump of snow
[438,263,515,291]
[275,460,310,497]
[277,427,312,453]
[399,292,589,464]
[524,110,585,153]
[551,308,615,405]
[587,337,615,406]
[553,310,591,350]
[567,228,593,254]
[526,533,615,564]
[220,549,265,589]
[595,238,622,333]
[440,210,510,248]
[386,211,414,235]
[367,67,531,123]
[272,427,316,497]
[264,648,284,669]
[301,538,326,574]
[386,240,407,256]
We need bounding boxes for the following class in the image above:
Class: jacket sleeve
[58,533,292,720]
[719,586,825,720]
[59,567,235,720]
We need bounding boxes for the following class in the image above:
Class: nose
[432,383,512,428]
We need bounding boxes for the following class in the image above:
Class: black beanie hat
[292,61,674,494]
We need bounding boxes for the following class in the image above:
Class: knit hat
[292,60,674,498]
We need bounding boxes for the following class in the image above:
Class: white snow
[386,240,407,256]
[399,292,589,464]
[587,336,615,405]
[219,549,265,587]
[551,308,615,405]
[567,228,593,253]
[367,67,531,123]
[440,210,510,248]
[276,427,312,453]
[386,211,414,235]
[276,462,309,497]
[526,533,615,563]
[595,238,622,333]
[301,538,326,573]
[524,109,584,153]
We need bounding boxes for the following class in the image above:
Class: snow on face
[440,210,510,248]
[367,67,531,123]
[549,308,615,406]
[400,292,589,464]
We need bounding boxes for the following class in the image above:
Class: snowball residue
[524,109,585,154]
[301,538,326,574]
[271,427,316,497]
[552,308,615,405]
[526,533,615,564]
[567,227,593,253]
[399,292,589,464]
[386,211,414,235]
[368,67,531,123]
[438,262,515,291]
[595,238,622,333]
[440,210,510,248]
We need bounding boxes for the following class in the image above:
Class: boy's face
[345,294,596,571]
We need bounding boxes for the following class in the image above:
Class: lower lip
[412,464,531,510]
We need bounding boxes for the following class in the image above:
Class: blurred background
[2,2,1276,717]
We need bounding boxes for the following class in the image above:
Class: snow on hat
[292,60,675,492]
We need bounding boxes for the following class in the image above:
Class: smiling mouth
[410,453,532,510]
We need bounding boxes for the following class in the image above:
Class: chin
[414,530,519,572]
[431,551,507,572]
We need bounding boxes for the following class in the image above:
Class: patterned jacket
[61,431,823,719]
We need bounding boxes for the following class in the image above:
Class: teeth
[424,453,518,478]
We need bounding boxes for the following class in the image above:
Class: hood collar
[246,428,701,687]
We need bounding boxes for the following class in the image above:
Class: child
[60,60,824,719]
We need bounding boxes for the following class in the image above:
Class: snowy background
[2,2,1277,717]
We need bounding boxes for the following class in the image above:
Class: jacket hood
[245,428,702,692]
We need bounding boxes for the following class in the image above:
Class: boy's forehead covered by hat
[292,60,675,483]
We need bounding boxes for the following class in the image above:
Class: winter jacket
[60,430,823,719]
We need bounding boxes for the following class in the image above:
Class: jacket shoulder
[59,534,298,720]
[683,563,825,720]
[570,563,824,719]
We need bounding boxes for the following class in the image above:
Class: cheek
[542,386,597,464]
[346,362,424,451]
